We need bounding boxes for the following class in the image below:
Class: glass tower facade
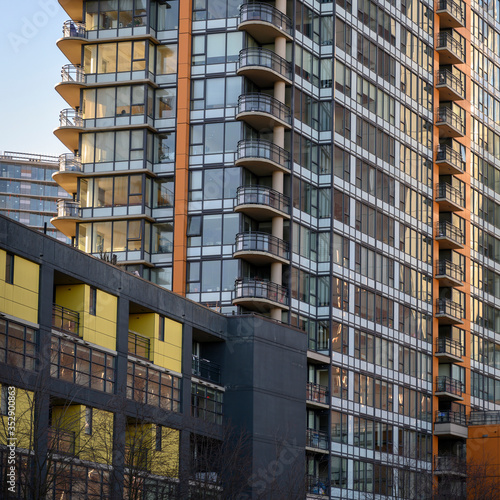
[51,0,500,497]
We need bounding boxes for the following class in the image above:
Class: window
[159,316,164,342]
[156,425,162,451]
[85,407,93,435]
[5,252,14,284]
[191,382,223,424]
[0,319,37,371]
[89,287,97,316]
[0,385,9,415]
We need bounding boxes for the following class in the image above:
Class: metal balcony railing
[306,382,329,404]
[235,186,290,214]
[436,220,465,245]
[436,182,464,208]
[237,139,290,171]
[128,331,150,360]
[59,153,82,172]
[235,232,289,260]
[437,31,465,61]
[59,108,83,128]
[436,337,465,357]
[239,47,292,81]
[436,375,464,396]
[436,259,464,282]
[437,0,466,25]
[306,475,328,495]
[52,304,80,335]
[306,428,329,450]
[192,356,221,384]
[435,410,467,426]
[57,199,80,218]
[436,298,464,320]
[469,410,500,425]
[436,69,464,98]
[437,107,464,134]
[61,64,85,83]
[240,3,293,36]
[434,454,466,472]
[62,20,86,38]
[234,279,289,306]
[436,145,465,172]
[238,93,291,125]
[48,427,76,456]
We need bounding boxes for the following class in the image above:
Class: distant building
[0,151,71,242]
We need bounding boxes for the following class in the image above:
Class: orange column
[172,1,192,296]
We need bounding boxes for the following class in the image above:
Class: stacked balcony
[50,199,81,238]
[236,93,292,131]
[233,279,289,311]
[306,382,329,408]
[238,3,293,43]
[237,47,292,87]
[436,68,465,101]
[436,107,465,138]
[234,186,290,220]
[437,30,465,65]
[55,64,85,109]
[436,220,465,249]
[435,376,464,400]
[436,336,465,363]
[54,108,84,152]
[436,298,464,324]
[436,143,465,175]
[234,232,289,265]
[52,153,82,195]
[437,0,466,28]
[436,182,465,211]
[235,139,290,175]
[436,259,464,287]
[57,20,86,66]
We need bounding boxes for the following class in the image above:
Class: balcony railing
[469,410,500,425]
[128,331,150,360]
[436,337,465,358]
[437,0,466,25]
[52,304,80,335]
[435,410,467,426]
[436,69,464,98]
[436,298,464,320]
[61,64,85,84]
[436,259,464,283]
[436,220,465,246]
[238,93,291,126]
[59,108,83,128]
[59,153,82,172]
[436,182,464,208]
[240,3,293,36]
[235,232,289,260]
[239,47,292,81]
[436,375,464,397]
[192,356,221,384]
[237,139,290,171]
[234,279,289,306]
[306,382,328,405]
[306,428,329,450]
[48,427,76,456]
[57,199,80,218]
[306,475,328,496]
[436,145,465,173]
[437,107,464,134]
[437,31,465,62]
[62,20,86,38]
[434,454,466,473]
[235,186,289,214]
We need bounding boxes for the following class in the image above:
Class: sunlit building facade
[50,0,500,497]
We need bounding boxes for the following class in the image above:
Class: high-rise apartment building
[0,151,71,242]
[50,0,500,497]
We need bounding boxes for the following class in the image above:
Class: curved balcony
[54,109,84,152]
[436,182,465,211]
[436,107,465,137]
[436,145,465,175]
[435,259,464,287]
[50,200,80,237]
[437,0,466,28]
[55,64,85,109]
[239,3,293,44]
[437,30,465,65]
[52,153,82,195]
[57,21,86,66]
[236,93,291,131]
[436,337,465,363]
[436,221,465,249]
[237,48,292,87]
[234,186,290,220]
[436,69,464,101]
[233,232,289,265]
[233,279,289,311]
[436,298,464,324]
[58,0,84,22]
[235,139,290,176]
[436,376,464,400]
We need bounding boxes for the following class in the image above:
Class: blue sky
[0,1,69,157]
